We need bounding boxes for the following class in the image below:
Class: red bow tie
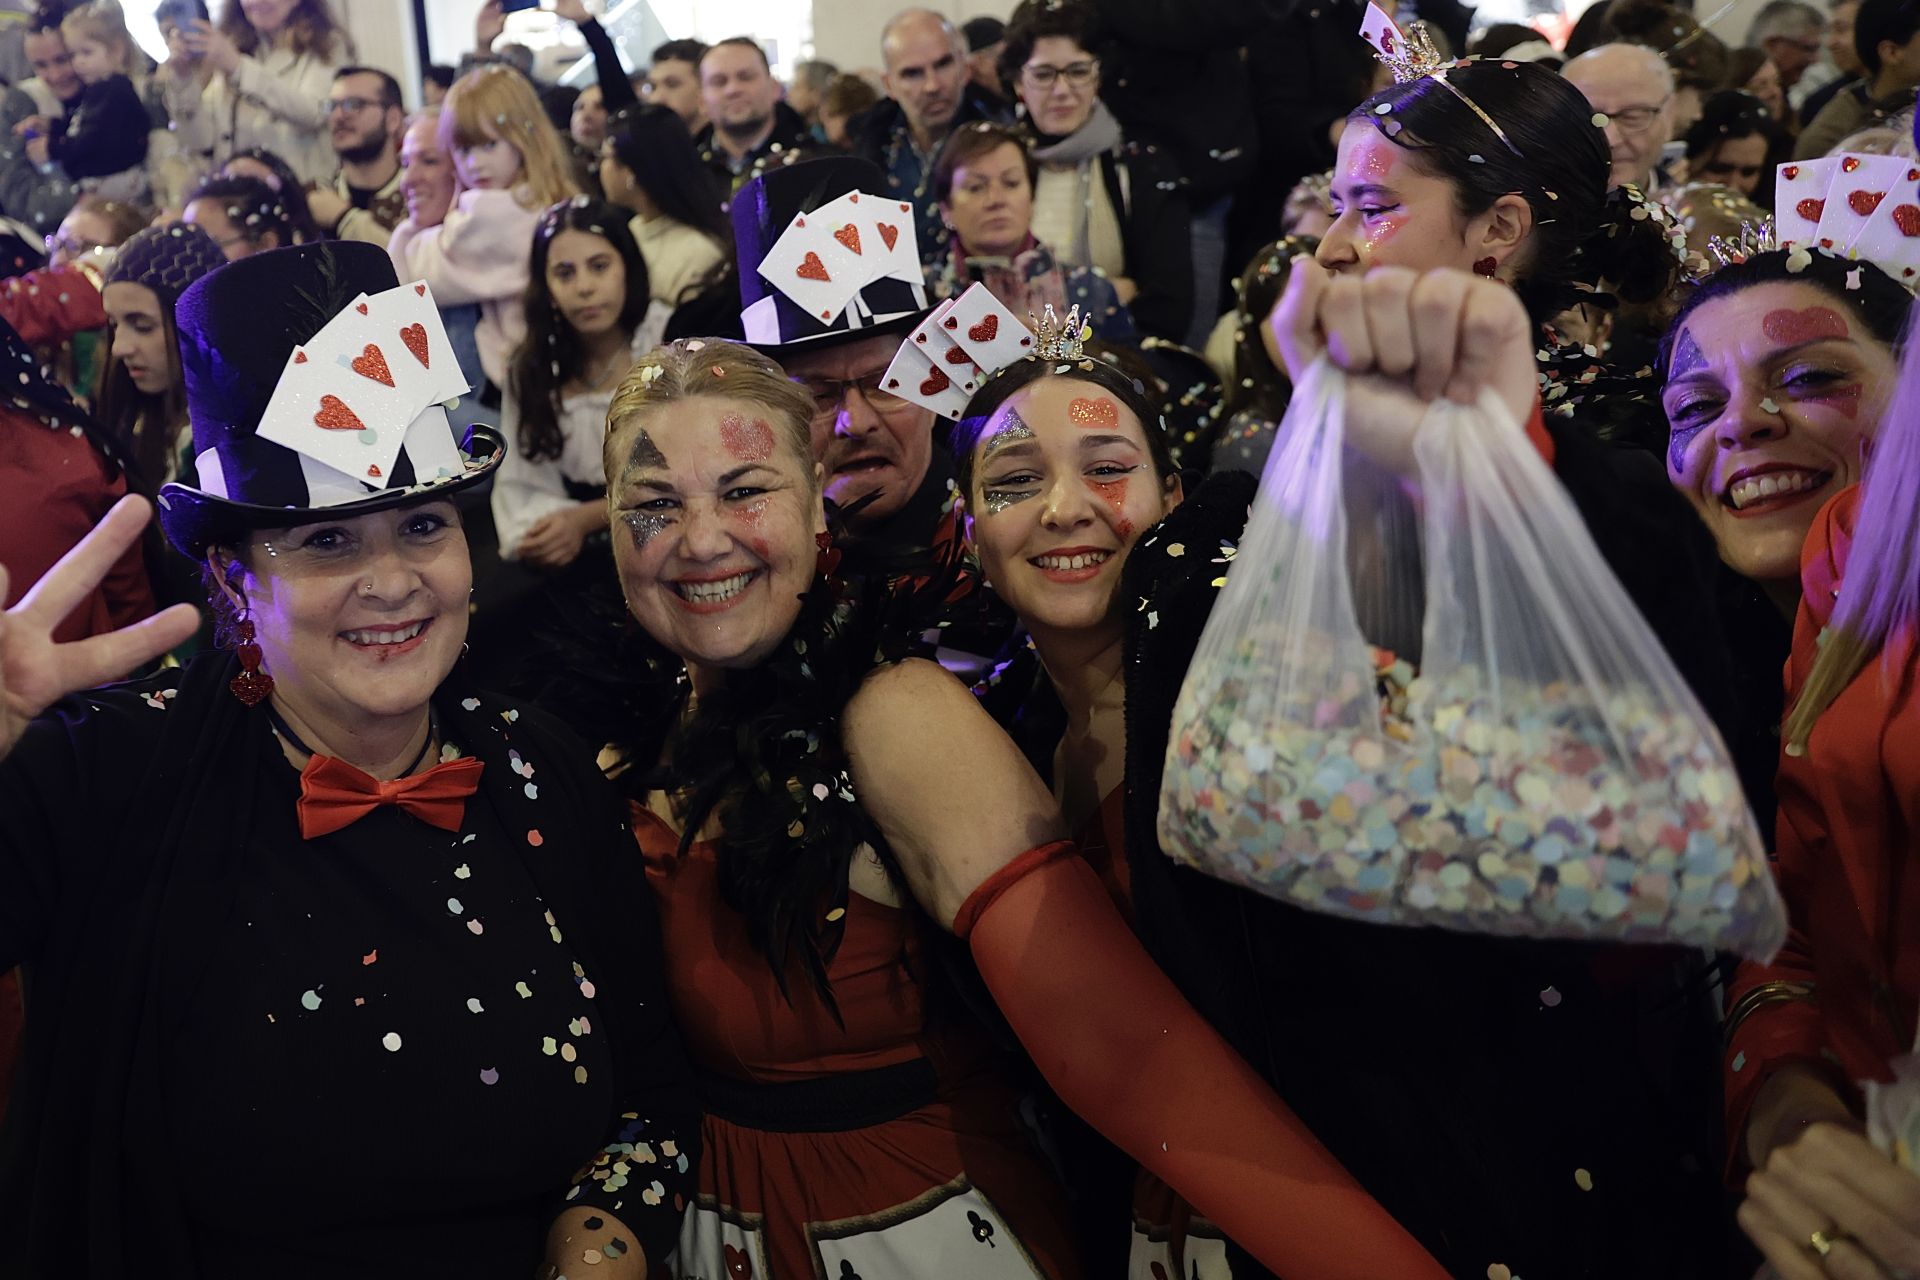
[296,753,486,840]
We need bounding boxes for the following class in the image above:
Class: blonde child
[388,64,580,393]
[14,3,148,205]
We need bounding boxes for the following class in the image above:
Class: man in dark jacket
[849,8,1010,273]
[692,36,815,200]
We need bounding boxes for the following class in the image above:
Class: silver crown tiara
[1706,217,1777,270]
[1031,304,1087,361]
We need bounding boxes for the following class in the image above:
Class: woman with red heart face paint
[932,122,1142,347]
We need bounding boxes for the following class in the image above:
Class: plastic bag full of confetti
[1156,358,1786,960]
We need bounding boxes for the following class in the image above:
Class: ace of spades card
[255,321,422,484]
[361,281,472,407]
[941,283,1035,371]
[813,1186,1047,1280]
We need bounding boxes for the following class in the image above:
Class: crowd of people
[1,0,1919,1277]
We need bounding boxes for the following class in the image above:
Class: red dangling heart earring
[1473,257,1499,278]
[229,613,274,706]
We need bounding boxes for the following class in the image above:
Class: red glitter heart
[1843,156,1862,172]
[919,366,950,396]
[834,223,862,255]
[366,464,382,478]
[235,642,261,666]
[944,346,972,365]
[414,283,426,295]
[1849,189,1885,216]
[943,316,958,329]
[1762,306,1849,346]
[293,350,308,363]
[314,395,364,431]
[352,343,394,386]
[796,252,830,282]
[887,377,901,389]
[1781,164,1800,180]
[355,301,369,314]
[1820,237,1835,248]
[1796,197,1825,222]
[1895,204,1920,237]
[878,222,899,250]
[849,193,860,203]
[968,314,999,343]
[1069,396,1118,426]
[400,323,429,367]
[915,333,928,343]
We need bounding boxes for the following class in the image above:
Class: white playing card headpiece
[882,283,1035,420]
[746,190,928,343]
[1770,154,1920,290]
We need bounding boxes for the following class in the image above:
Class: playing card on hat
[942,283,1035,372]
[760,208,864,323]
[1815,153,1910,254]
[362,281,471,407]
[255,321,422,485]
[815,189,922,287]
[806,191,886,292]
[1359,2,1408,59]
[1773,157,1840,249]
[1840,162,1920,284]
[883,337,973,419]
[904,300,985,395]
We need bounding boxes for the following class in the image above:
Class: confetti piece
[1540,986,1562,1007]
[461,697,481,710]
[354,997,365,1006]
[516,981,533,998]
[582,1250,603,1265]
[1574,1167,1594,1191]
[562,1042,578,1062]
[543,1036,558,1055]
[467,919,485,935]
[480,1067,499,1084]
[1731,1050,1747,1071]
[1167,543,1185,557]
[1489,1267,1512,1280]
[1759,398,1780,414]
[575,1065,589,1084]
[447,897,465,914]
[362,949,378,965]
[382,1031,403,1052]
[825,906,846,922]
[454,863,471,879]
[528,829,544,847]
[579,980,596,999]
[467,997,484,1013]
[525,782,540,799]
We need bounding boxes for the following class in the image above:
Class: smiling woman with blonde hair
[162,0,347,183]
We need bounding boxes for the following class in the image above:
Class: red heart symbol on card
[1820,237,1835,248]
[834,223,862,254]
[1019,335,1032,347]
[944,346,972,365]
[887,377,901,389]
[1070,396,1118,426]
[943,316,958,329]
[355,301,369,314]
[919,366,950,396]
[1843,156,1862,172]
[314,395,364,431]
[293,350,308,364]
[796,252,830,282]
[1796,197,1826,221]
[915,332,928,343]
[352,343,394,386]
[400,323,429,367]
[968,314,999,343]
[1895,204,1920,236]
[723,1244,752,1280]
[1782,164,1800,180]
[878,222,899,251]
[414,283,426,296]
[1849,189,1885,216]
[366,464,381,478]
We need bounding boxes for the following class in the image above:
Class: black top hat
[733,156,931,355]
[155,240,502,561]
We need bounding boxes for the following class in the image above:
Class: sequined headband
[1360,4,1524,159]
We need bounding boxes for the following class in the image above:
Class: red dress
[633,807,1081,1280]
[1725,486,1920,1161]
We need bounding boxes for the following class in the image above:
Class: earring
[229,613,274,706]
[814,529,841,581]
[1473,257,1499,278]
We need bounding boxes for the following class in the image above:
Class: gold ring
[1809,1227,1851,1257]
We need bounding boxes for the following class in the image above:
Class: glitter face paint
[1067,396,1119,427]
[624,428,667,476]
[1088,474,1134,540]
[619,508,673,553]
[1665,327,1711,472]
[1761,306,1849,347]
[980,407,1040,514]
[1799,381,1863,419]
[718,413,775,463]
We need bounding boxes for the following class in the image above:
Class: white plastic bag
[1157,358,1786,960]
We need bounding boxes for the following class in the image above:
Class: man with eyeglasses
[1564,43,1677,195]
[850,9,1008,274]
[1749,0,1829,96]
[306,67,407,246]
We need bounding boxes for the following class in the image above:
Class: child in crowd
[16,3,148,205]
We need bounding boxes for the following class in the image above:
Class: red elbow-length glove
[956,842,1448,1280]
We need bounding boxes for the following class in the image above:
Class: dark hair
[1351,60,1682,323]
[704,35,771,74]
[335,64,402,110]
[509,198,651,463]
[67,194,147,246]
[652,37,708,67]
[1725,44,1771,88]
[930,120,1036,204]
[1565,0,1729,87]
[1856,0,1920,75]
[822,72,880,120]
[1683,90,1778,158]
[1470,22,1553,58]
[191,171,301,250]
[963,15,1005,50]
[997,0,1101,90]
[605,102,732,250]
[1659,249,1913,377]
[1223,237,1317,424]
[424,63,456,92]
[27,3,64,34]
[950,356,1175,500]
[219,149,323,243]
[217,0,343,60]
[93,301,187,497]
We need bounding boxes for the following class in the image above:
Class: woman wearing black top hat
[0,239,697,1279]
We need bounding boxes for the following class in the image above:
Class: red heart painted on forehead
[1796,197,1826,222]
[1782,164,1800,180]
[919,366,950,396]
[969,314,999,343]
[943,346,973,365]
[796,252,830,282]
[878,222,899,251]
[1895,204,1920,236]
[352,343,394,386]
[400,323,429,367]
[834,223,862,255]
[314,394,364,431]
[1849,189,1886,216]
[1762,305,1850,346]
[1069,396,1118,426]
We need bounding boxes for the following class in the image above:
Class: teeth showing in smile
[344,620,426,646]
[1033,551,1111,571]
[1727,470,1826,511]
[673,571,755,603]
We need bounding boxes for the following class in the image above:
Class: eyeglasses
[325,96,382,115]
[794,370,909,417]
[1021,60,1098,89]
[1598,98,1671,133]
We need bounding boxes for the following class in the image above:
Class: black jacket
[847,85,1012,270]
[48,73,147,181]
[695,100,816,195]
[1079,140,1193,342]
